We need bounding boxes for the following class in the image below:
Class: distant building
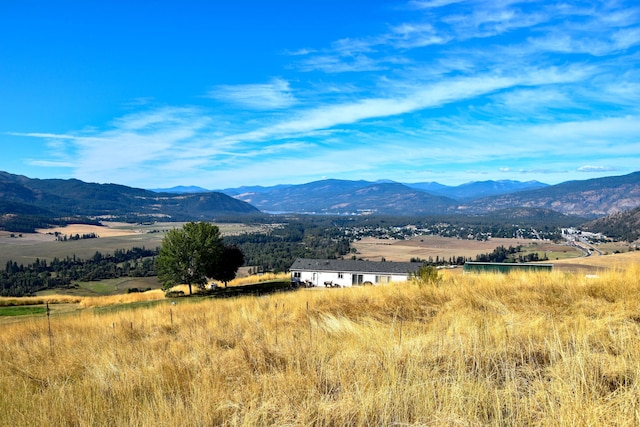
[463,262,553,274]
[290,258,423,287]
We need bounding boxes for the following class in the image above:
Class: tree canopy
[156,222,243,294]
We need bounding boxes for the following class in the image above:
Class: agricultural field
[1,262,639,425]
[0,221,264,267]
[351,235,586,263]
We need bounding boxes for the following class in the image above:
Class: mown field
[1,256,640,426]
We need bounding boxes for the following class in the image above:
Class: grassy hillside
[1,266,640,425]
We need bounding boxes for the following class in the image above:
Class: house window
[293,272,301,278]
[338,272,344,279]
[375,275,391,284]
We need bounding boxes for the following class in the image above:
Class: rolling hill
[581,206,640,243]
[460,171,640,217]
[0,171,260,231]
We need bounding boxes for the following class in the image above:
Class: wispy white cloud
[577,165,621,173]
[206,78,297,110]
[297,54,388,73]
[27,160,76,168]
[408,0,465,9]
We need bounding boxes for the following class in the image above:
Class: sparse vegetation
[1,265,639,425]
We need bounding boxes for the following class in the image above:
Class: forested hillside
[0,247,157,296]
[0,171,260,232]
[463,171,640,217]
[582,206,640,242]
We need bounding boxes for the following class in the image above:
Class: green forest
[1,247,157,297]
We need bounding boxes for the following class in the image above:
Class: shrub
[410,264,441,286]
[164,290,185,298]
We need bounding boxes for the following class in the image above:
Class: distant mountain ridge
[0,171,259,231]
[150,185,212,194]
[222,172,640,217]
[460,172,640,217]
[415,179,548,200]
[221,179,548,212]
[223,179,458,215]
[216,179,547,202]
[2,170,640,232]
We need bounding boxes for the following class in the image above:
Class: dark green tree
[216,246,245,287]
[156,222,237,295]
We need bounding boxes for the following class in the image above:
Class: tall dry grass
[0,290,167,309]
[227,271,290,287]
[0,295,85,307]
[1,266,640,425]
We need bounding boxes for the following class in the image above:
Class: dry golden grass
[0,290,166,310]
[1,266,640,425]
[226,272,290,287]
[552,248,640,273]
[35,223,139,238]
[0,295,84,306]
[79,289,166,308]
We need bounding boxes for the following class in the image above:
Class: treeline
[0,247,158,297]
[0,214,102,233]
[225,220,351,273]
[55,232,98,241]
[474,245,548,263]
[410,246,549,266]
[0,215,64,233]
[410,255,473,266]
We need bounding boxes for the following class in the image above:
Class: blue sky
[1,0,639,189]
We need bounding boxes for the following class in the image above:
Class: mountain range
[0,171,259,231]
[220,173,640,218]
[220,179,550,214]
[1,170,640,233]
[155,179,547,202]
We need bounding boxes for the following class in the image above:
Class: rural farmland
[351,235,585,262]
[0,222,266,267]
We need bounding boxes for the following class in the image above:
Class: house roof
[290,258,423,275]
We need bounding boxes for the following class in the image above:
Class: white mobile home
[290,258,422,287]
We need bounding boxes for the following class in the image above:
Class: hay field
[1,266,640,425]
[352,235,583,262]
[36,223,139,238]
